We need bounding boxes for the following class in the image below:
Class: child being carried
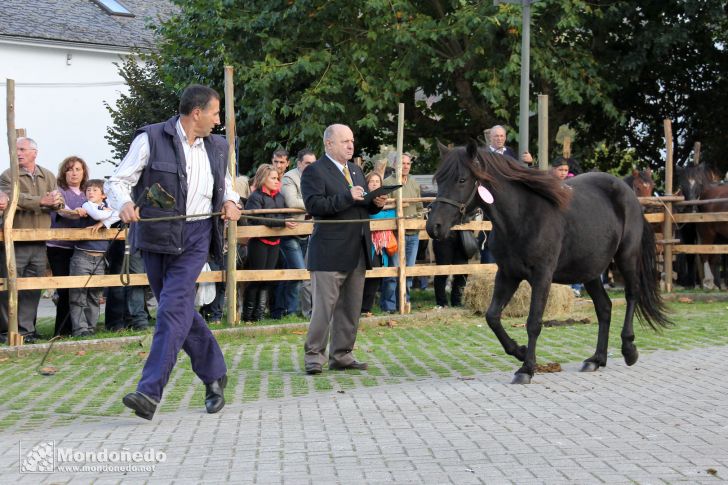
[69,179,120,337]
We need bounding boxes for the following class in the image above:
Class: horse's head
[630,168,655,197]
[676,163,718,201]
[426,141,480,240]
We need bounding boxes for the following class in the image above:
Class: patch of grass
[289,375,310,397]
[242,371,262,402]
[2,300,727,432]
[267,373,284,399]
[313,377,334,392]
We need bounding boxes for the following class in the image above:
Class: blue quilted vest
[130,115,228,259]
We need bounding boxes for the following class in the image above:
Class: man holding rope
[105,84,241,420]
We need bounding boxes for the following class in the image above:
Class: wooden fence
[1,195,727,329]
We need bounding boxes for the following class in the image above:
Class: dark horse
[426,143,671,384]
[676,163,728,288]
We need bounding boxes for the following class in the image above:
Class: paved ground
[1,344,726,484]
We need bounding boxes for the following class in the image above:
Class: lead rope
[116,211,423,286]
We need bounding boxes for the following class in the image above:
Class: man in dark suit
[301,124,387,375]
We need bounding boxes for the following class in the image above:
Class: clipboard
[363,184,402,204]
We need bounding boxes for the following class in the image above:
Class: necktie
[343,165,353,187]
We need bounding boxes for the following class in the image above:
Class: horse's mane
[470,148,572,210]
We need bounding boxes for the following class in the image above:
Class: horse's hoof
[623,347,639,366]
[580,361,600,372]
[511,373,532,384]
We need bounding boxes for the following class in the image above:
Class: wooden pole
[395,103,407,314]
[224,66,238,324]
[537,94,548,171]
[4,80,20,344]
[693,141,701,165]
[562,136,571,159]
[663,119,674,292]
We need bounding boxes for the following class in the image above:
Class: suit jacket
[301,155,381,271]
[281,167,306,221]
[489,145,517,160]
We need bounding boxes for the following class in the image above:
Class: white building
[0,0,175,179]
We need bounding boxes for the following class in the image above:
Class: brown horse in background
[623,168,655,198]
[676,164,728,289]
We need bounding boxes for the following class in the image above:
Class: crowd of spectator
[1,129,511,344]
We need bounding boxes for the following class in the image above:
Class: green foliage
[104,0,726,178]
[154,0,621,174]
[582,0,728,173]
[103,53,179,167]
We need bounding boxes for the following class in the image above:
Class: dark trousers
[433,236,468,307]
[272,236,309,318]
[136,219,226,401]
[361,251,383,313]
[0,243,46,335]
[105,240,149,331]
[243,239,280,317]
[47,246,74,336]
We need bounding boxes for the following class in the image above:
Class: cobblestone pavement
[1,345,726,484]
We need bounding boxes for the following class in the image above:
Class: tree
[103,53,179,166]
[106,0,725,177]
[583,0,728,174]
[154,0,620,174]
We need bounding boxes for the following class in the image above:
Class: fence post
[395,103,407,314]
[537,94,548,171]
[663,119,674,293]
[224,66,238,324]
[4,80,21,344]
[693,141,701,165]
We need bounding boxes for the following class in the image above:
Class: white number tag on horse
[478,185,494,204]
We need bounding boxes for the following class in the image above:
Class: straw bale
[463,272,575,318]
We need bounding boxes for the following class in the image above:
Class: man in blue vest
[105,84,241,420]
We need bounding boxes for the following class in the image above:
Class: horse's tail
[636,218,673,330]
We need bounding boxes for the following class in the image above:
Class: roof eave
[0,34,155,55]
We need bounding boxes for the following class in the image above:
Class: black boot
[253,287,269,321]
[242,285,259,322]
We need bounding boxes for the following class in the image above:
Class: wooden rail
[1,196,727,315]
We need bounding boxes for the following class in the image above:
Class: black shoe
[123,392,157,420]
[305,363,322,375]
[205,375,227,414]
[329,360,368,371]
[22,333,38,344]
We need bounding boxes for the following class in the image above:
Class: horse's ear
[632,168,639,177]
[645,167,652,177]
[466,139,479,161]
[436,140,450,158]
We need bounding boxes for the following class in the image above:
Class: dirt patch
[543,317,592,327]
[535,362,562,373]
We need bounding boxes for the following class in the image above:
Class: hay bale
[463,272,575,318]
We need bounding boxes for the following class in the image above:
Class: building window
[92,0,134,17]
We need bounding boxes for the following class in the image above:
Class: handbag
[459,230,479,259]
[385,231,398,256]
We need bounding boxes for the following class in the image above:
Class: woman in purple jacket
[47,156,89,336]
